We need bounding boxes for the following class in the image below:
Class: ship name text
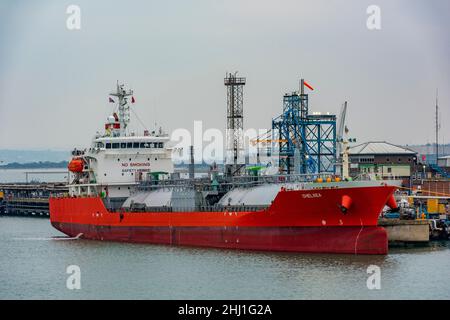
[302,193,322,199]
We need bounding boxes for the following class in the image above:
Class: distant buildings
[406,144,450,165]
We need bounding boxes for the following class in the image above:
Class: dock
[0,183,68,217]
[378,218,430,244]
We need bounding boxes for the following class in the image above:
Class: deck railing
[124,204,269,213]
[136,172,334,192]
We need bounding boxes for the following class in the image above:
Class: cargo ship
[50,83,398,255]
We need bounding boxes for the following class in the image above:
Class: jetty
[0,183,68,217]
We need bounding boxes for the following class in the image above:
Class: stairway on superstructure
[430,164,450,179]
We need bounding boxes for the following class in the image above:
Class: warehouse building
[348,141,417,181]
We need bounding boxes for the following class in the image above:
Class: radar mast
[110,82,133,136]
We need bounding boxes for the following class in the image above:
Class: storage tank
[218,183,306,206]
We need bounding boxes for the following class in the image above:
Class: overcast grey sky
[0,0,448,150]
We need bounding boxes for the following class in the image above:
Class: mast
[110,82,133,136]
[435,89,439,164]
[224,72,246,177]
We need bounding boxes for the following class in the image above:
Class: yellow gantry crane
[249,129,288,146]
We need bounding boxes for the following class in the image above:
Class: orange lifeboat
[68,158,84,173]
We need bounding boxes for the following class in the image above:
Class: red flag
[109,97,115,103]
[304,80,314,91]
[131,96,136,104]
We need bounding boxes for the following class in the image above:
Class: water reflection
[1,216,449,300]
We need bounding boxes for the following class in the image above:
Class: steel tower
[272,79,337,175]
[224,72,246,177]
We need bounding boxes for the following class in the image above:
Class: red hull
[50,185,395,255]
[51,222,387,254]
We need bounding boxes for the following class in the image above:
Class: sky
[0,0,448,150]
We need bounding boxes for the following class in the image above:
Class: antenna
[435,88,439,164]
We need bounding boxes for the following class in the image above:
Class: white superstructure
[68,83,174,202]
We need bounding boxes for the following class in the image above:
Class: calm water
[0,169,68,183]
[0,216,449,300]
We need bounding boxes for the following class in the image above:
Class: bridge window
[106,143,111,149]
[127,142,133,148]
[133,142,140,148]
[112,143,120,149]
[158,142,164,148]
[121,143,127,149]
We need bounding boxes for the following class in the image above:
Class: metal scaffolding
[272,79,337,175]
[224,72,246,177]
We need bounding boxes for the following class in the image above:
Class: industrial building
[438,155,450,168]
[347,141,417,181]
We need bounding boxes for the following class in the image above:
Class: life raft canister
[68,158,84,173]
[340,195,353,214]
